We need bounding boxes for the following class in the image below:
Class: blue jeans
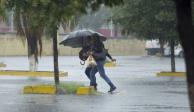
[89,61,115,88]
[85,66,97,79]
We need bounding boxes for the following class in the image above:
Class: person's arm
[106,51,113,60]
[105,49,116,62]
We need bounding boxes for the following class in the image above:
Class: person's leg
[85,66,92,79]
[96,61,116,92]
[90,65,98,90]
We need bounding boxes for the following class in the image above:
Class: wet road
[0,56,190,112]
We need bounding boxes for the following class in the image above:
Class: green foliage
[58,82,84,94]
[78,6,112,30]
[0,0,7,21]
[112,0,178,41]
[3,0,88,62]
[1,0,123,63]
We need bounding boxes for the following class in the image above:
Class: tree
[3,0,123,87]
[0,0,5,17]
[77,6,112,30]
[3,0,48,71]
[4,0,89,85]
[174,0,194,111]
[112,0,178,72]
[41,0,87,86]
[41,0,123,86]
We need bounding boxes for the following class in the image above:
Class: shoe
[90,84,97,91]
[94,85,97,91]
[108,86,116,93]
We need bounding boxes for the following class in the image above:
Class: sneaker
[108,86,116,93]
[94,86,97,91]
[90,85,97,91]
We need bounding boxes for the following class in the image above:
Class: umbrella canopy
[59,29,106,48]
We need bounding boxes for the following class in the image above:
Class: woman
[88,36,117,93]
[85,49,116,90]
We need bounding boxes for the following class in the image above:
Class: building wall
[0,34,146,56]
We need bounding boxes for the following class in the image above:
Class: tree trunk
[52,26,60,86]
[175,0,194,111]
[159,38,165,56]
[29,55,38,71]
[27,34,39,72]
[170,39,176,72]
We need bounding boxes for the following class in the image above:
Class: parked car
[164,44,184,57]
[145,40,161,55]
[145,40,184,57]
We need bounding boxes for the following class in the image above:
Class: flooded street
[0,56,190,112]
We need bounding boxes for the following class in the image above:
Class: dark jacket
[92,41,112,61]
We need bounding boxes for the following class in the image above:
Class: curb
[156,72,185,77]
[0,70,68,77]
[0,63,6,68]
[23,85,56,94]
[76,86,95,95]
[105,62,116,67]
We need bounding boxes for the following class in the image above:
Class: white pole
[110,18,113,37]
[10,11,14,32]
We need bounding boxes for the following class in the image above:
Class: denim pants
[85,66,97,79]
[89,61,115,88]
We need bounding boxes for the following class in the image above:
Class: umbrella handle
[80,61,85,65]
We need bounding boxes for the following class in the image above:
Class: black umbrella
[59,29,106,48]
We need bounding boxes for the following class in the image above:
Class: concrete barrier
[76,86,95,95]
[0,70,68,77]
[104,61,116,67]
[156,72,185,77]
[23,85,56,94]
[0,62,6,67]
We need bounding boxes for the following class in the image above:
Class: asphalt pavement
[0,56,190,112]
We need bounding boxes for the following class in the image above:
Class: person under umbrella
[86,36,117,93]
[60,29,116,92]
[85,50,116,91]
